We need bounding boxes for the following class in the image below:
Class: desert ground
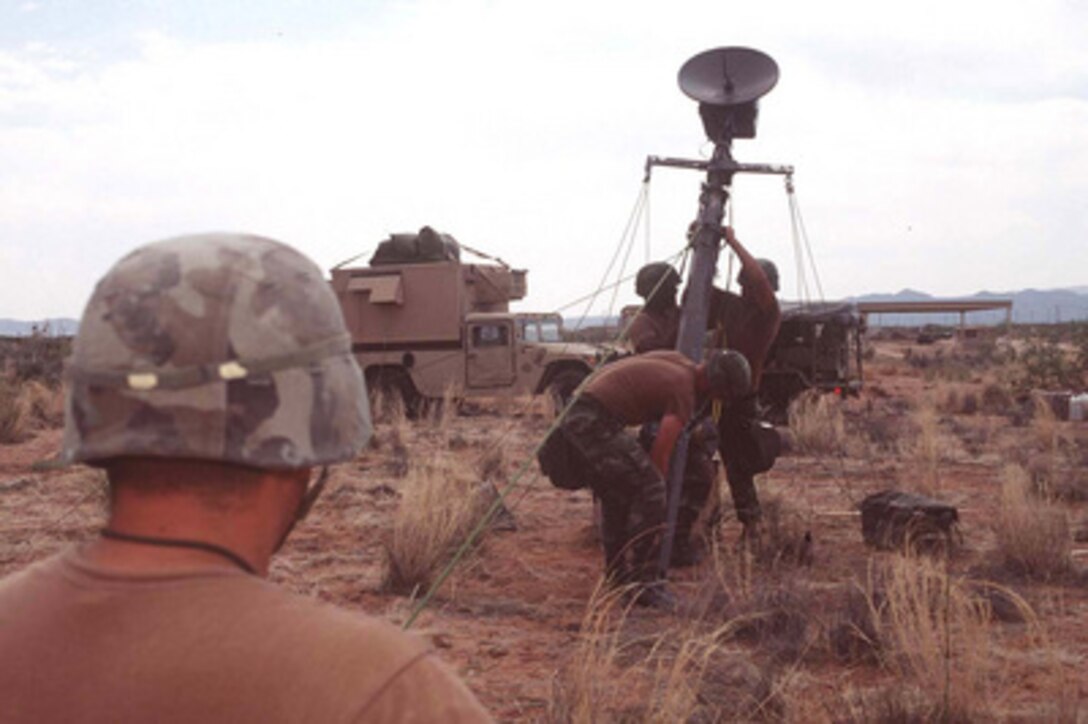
[2,330,1086,721]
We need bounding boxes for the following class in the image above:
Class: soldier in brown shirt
[537,349,751,609]
[709,226,783,535]
[626,262,682,353]
[0,234,491,723]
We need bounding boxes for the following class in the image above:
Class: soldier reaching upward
[0,233,491,723]
[710,226,783,539]
[538,349,751,609]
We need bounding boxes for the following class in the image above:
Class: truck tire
[547,368,587,413]
[366,367,423,420]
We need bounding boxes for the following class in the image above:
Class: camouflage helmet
[737,258,779,293]
[635,262,681,299]
[705,350,751,399]
[63,233,372,469]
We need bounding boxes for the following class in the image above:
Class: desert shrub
[938,385,978,416]
[994,465,1072,580]
[787,390,846,456]
[1015,337,1084,392]
[4,331,71,386]
[382,460,489,595]
[980,382,1013,414]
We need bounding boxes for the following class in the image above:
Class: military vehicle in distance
[330,227,600,415]
[760,301,865,419]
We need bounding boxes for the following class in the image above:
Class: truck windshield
[520,319,562,342]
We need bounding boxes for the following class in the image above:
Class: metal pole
[657,139,735,578]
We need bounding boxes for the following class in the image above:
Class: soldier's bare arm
[723,226,777,313]
[650,413,684,475]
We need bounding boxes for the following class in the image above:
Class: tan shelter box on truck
[332,263,466,345]
[330,227,600,416]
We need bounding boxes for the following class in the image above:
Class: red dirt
[2,340,1087,721]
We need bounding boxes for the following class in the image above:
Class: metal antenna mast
[646,47,793,576]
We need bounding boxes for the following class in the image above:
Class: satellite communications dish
[678,46,779,106]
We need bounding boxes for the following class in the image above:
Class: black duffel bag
[536,429,586,491]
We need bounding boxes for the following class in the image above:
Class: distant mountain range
[565,286,1088,330]
[2,287,1084,336]
[850,288,1088,326]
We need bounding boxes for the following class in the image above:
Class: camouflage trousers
[561,396,666,584]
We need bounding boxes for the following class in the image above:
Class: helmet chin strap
[274,466,330,553]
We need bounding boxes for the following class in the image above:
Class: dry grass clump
[866,554,994,720]
[749,493,814,570]
[19,379,65,429]
[0,376,62,443]
[980,381,1014,414]
[382,459,490,595]
[0,378,29,443]
[424,383,457,438]
[1030,395,1072,458]
[851,552,1066,721]
[938,384,979,416]
[546,586,631,721]
[788,390,846,456]
[692,540,820,667]
[901,398,946,495]
[993,464,1072,580]
[546,584,780,722]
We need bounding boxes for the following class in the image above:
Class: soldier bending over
[539,349,750,609]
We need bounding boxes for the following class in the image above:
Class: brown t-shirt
[626,306,680,353]
[584,350,696,426]
[709,288,781,388]
[0,549,492,724]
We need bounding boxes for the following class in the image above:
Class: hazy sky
[1,0,1085,320]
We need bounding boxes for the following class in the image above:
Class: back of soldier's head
[705,350,752,399]
[63,233,372,472]
[737,258,779,293]
[635,262,681,301]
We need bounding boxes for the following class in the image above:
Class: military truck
[759,301,865,418]
[330,227,601,415]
